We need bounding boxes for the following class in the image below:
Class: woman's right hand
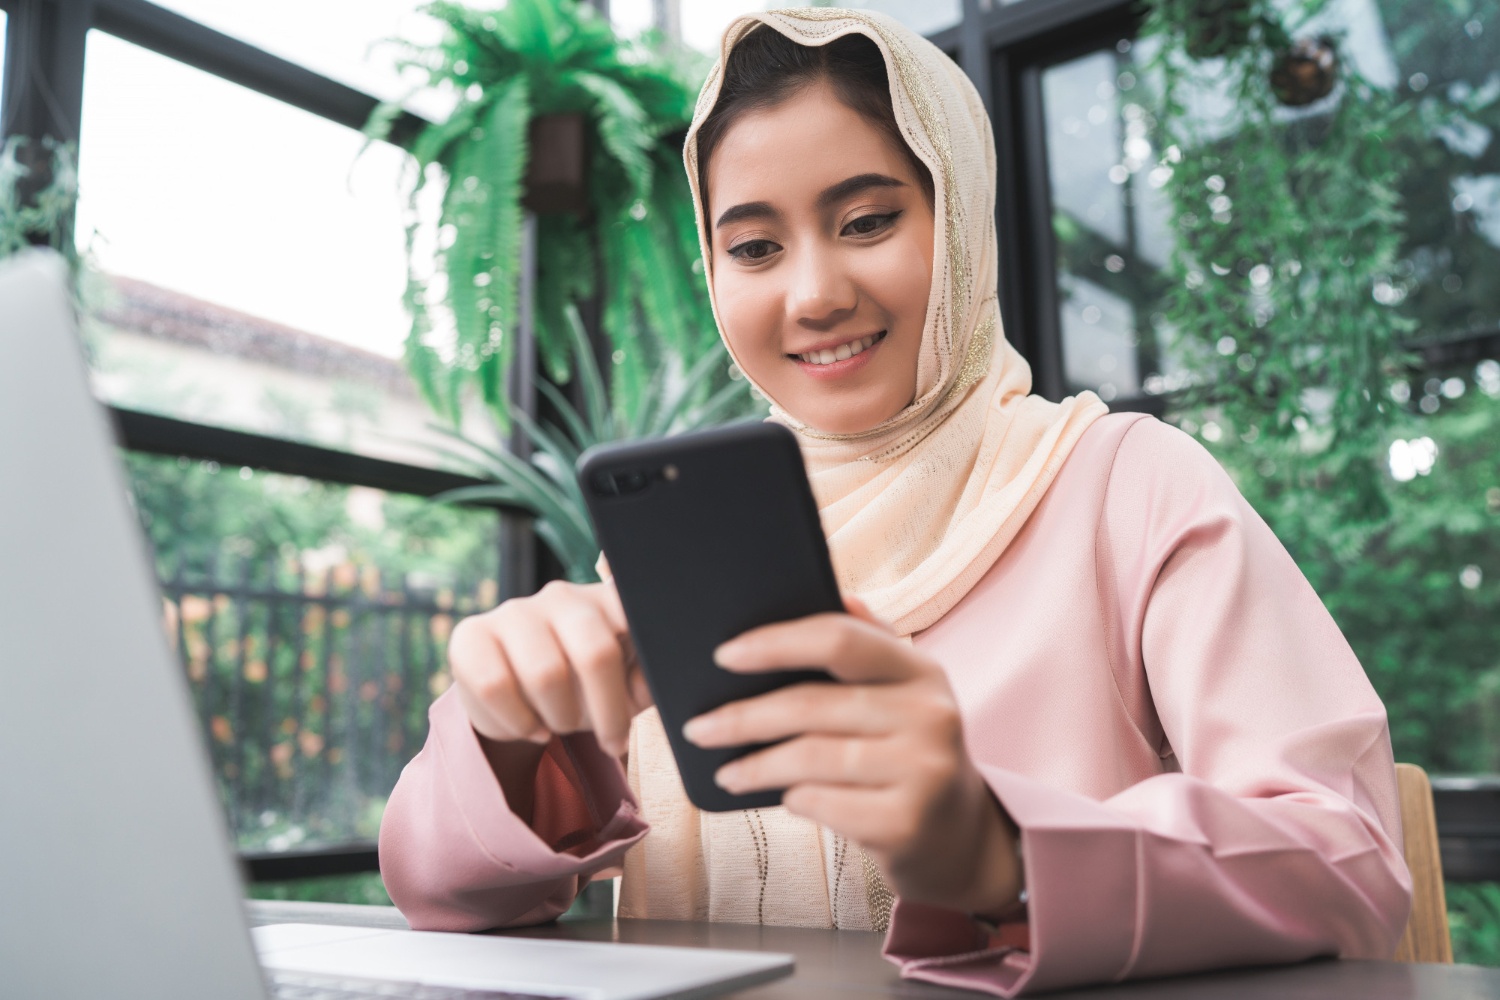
[448,579,652,758]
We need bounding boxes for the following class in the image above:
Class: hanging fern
[368,0,734,429]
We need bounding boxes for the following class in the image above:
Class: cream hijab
[617,8,1107,931]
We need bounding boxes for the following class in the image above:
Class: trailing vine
[1141,0,1421,525]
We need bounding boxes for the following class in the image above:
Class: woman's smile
[789,330,887,379]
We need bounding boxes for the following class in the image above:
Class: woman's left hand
[682,596,1023,919]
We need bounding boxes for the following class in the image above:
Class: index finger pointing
[713,614,917,684]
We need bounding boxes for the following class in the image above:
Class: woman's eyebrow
[715,201,779,229]
[817,173,906,209]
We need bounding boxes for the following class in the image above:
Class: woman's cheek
[715,272,784,378]
[868,235,933,325]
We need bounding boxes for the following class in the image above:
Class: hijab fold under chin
[683,9,1106,637]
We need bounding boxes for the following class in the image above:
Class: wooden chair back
[1393,763,1453,963]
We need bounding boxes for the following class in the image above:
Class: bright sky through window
[75,31,414,358]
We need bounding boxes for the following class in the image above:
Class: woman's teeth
[795,332,884,366]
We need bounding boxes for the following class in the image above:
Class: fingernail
[682,717,711,744]
[527,727,552,745]
[714,639,750,668]
[714,764,742,790]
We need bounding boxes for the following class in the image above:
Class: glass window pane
[1042,43,1174,403]
[146,0,453,121]
[126,451,499,851]
[76,31,500,466]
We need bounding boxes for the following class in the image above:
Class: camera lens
[621,471,648,492]
[589,471,618,497]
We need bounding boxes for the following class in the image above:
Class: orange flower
[298,730,325,757]
[210,716,234,744]
[332,563,358,592]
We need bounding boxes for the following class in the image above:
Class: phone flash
[663,464,680,481]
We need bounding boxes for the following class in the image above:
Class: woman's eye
[843,211,900,237]
[728,239,779,262]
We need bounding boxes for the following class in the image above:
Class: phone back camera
[590,468,653,497]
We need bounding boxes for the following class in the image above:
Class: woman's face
[706,80,935,435]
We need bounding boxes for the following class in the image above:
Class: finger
[496,605,587,735]
[842,593,890,631]
[548,597,634,756]
[779,784,912,851]
[714,614,919,684]
[713,735,896,794]
[587,579,631,636]
[625,658,654,714]
[683,681,899,747]
[448,617,548,743]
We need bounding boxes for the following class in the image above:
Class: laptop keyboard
[267,969,571,999]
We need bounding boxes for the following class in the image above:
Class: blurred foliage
[367,0,734,427]
[124,452,498,589]
[1142,0,1422,527]
[0,136,84,285]
[426,304,755,582]
[1451,882,1500,966]
[249,872,393,907]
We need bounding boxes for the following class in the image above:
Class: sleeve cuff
[432,691,648,878]
[883,765,1142,996]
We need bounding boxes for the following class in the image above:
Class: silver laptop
[0,250,792,1000]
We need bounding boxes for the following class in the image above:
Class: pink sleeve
[885,419,1412,995]
[378,688,648,931]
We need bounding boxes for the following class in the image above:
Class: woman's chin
[783,396,910,436]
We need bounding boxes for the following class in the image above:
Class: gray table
[247,900,1500,999]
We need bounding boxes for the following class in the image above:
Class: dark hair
[695,28,934,214]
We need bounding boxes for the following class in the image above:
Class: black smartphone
[577,421,842,812]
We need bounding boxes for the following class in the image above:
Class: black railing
[161,556,490,858]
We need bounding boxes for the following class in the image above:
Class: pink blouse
[378,413,1412,995]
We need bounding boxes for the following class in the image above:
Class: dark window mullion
[978,0,1134,52]
[89,0,429,144]
[1,0,91,146]
[1014,62,1067,402]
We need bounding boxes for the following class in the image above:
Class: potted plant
[366,0,729,427]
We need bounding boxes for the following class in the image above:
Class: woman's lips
[788,331,886,379]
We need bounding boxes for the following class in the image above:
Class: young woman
[379,10,1411,995]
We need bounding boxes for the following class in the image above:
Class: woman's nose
[787,249,857,327]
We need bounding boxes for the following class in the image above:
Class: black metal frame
[8,0,1499,885]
